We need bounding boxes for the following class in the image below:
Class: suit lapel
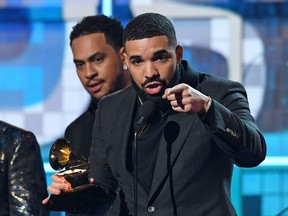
[148,111,198,200]
[117,87,136,172]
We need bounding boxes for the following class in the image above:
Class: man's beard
[131,67,181,110]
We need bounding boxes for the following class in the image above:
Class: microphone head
[138,100,161,125]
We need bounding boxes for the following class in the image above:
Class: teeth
[147,84,159,88]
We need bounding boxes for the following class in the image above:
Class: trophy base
[45,184,111,213]
[57,168,89,188]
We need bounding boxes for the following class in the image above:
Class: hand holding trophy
[44,138,112,213]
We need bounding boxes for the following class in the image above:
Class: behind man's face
[71,33,124,100]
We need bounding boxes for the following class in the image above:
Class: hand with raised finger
[163,83,211,114]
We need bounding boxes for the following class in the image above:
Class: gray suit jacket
[64,102,127,216]
[90,61,266,216]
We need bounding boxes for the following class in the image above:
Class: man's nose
[144,62,158,78]
[85,63,98,78]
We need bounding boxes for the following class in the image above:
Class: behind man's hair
[70,14,123,50]
[123,12,177,47]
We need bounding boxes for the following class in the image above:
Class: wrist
[204,96,212,113]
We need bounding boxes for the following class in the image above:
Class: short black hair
[70,14,123,51]
[123,12,177,47]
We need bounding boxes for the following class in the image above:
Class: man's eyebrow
[129,55,141,61]
[88,52,106,61]
[153,49,169,56]
[73,52,106,63]
[73,58,82,64]
[129,50,169,60]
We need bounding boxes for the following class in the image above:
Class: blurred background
[0,0,287,215]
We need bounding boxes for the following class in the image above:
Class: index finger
[164,84,187,97]
[51,174,66,183]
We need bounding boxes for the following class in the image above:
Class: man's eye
[95,57,103,62]
[156,55,168,61]
[93,56,104,63]
[75,62,83,68]
[132,59,142,65]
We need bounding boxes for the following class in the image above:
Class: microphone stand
[133,131,138,216]
[133,122,149,216]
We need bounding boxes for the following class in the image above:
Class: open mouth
[144,82,162,95]
[88,81,104,93]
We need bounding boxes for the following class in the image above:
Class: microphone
[136,100,159,139]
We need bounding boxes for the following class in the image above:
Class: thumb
[42,196,50,205]
[162,88,171,99]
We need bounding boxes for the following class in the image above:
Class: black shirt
[131,100,170,194]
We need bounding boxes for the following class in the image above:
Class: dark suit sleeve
[88,100,118,214]
[8,130,48,215]
[64,110,95,158]
[200,81,266,167]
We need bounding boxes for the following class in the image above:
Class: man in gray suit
[47,12,266,216]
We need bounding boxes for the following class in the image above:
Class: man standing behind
[65,15,130,160]
[43,15,130,215]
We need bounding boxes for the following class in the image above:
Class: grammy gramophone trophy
[45,138,110,213]
[49,137,90,189]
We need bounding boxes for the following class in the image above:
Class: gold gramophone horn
[49,138,71,170]
[49,137,89,171]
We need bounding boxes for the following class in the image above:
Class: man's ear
[176,45,183,64]
[120,47,128,70]
[120,47,125,55]
[120,47,127,59]
[119,47,125,59]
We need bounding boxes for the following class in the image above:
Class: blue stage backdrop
[0,0,288,215]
